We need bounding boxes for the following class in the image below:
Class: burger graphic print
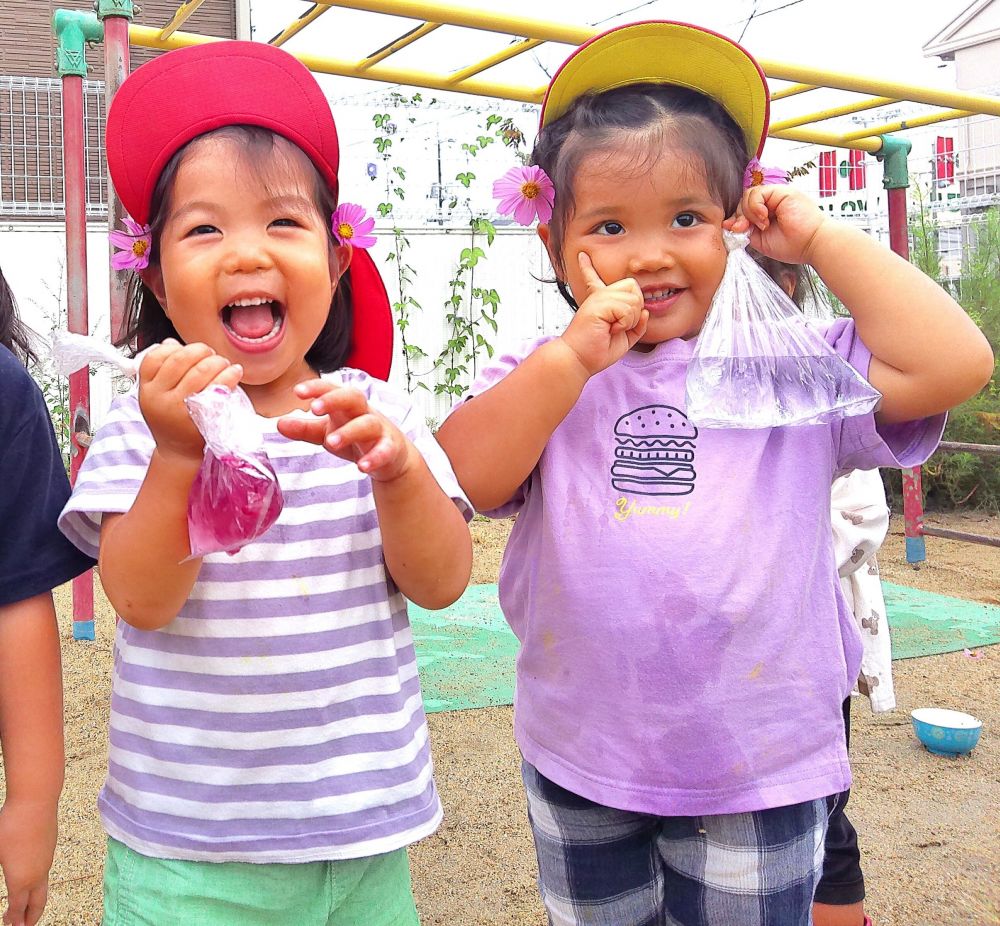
[611,405,699,496]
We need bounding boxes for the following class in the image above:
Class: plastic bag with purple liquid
[184,385,283,558]
[685,230,881,428]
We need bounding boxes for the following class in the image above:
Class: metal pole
[98,1,134,343]
[878,135,926,567]
[55,9,103,640]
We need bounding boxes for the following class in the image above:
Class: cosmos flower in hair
[493,165,555,226]
[744,158,790,190]
[109,216,152,271]
[332,203,377,249]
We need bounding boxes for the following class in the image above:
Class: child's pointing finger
[577,252,607,292]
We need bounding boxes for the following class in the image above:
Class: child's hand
[726,185,828,266]
[277,381,418,482]
[561,253,649,376]
[138,340,243,464]
[0,798,56,926]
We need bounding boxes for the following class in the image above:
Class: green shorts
[103,837,420,926]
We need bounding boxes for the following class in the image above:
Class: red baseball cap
[106,40,392,379]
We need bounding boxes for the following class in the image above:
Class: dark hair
[115,125,354,373]
[749,251,810,306]
[0,266,38,366]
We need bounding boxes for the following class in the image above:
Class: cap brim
[540,21,769,158]
[345,248,393,381]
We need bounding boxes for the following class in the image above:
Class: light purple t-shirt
[461,320,943,816]
[60,368,471,863]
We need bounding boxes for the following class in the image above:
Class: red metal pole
[103,15,131,343]
[62,74,96,639]
[886,184,926,566]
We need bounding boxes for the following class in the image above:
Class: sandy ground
[1,511,997,925]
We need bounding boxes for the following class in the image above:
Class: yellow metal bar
[837,108,975,141]
[769,83,817,101]
[769,127,884,153]
[269,4,330,48]
[447,38,543,84]
[360,22,441,70]
[758,58,1000,118]
[313,0,592,43]
[127,24,544,103]
[312,4,1000,117]
[771,96,898,132]
[159,0,207,41]
[128,14,1000,121]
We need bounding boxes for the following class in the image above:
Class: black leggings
[814,697,865,905]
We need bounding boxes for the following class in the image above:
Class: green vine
[372,102,428,392]
[370,102,529,398]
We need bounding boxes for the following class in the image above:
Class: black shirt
[0,345,95,605]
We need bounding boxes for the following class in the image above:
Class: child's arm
[436,254,648,511]
[738,186,994,424]
[98,341,243,630]
[278,382,472,609]
[0,592,63,926]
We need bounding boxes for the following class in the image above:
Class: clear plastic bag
[685,230,881,428]
[184,385,283,558]
[49,329,143,377]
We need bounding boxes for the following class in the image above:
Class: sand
[2,511,998,925]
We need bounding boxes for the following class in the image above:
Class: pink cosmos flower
[109,216,152,271]
[493,165,555,226]
[743,158,790,190]
[332,203,377,249]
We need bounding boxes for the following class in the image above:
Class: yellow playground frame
[131,0,1000,155]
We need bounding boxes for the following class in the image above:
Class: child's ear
[139,265,168,312]
[330,243,352,283]
[537,223,563,276]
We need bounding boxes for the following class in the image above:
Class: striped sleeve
[59,388,154,559]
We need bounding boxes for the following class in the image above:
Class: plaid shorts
[522,762,827,926]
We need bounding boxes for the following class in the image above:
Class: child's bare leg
[812,900,866,926]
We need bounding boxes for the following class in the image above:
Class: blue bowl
[911,707,982,757]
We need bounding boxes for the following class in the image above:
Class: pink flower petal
[512,197,539,226]
[122,216,148,237]
[109,230,134,250]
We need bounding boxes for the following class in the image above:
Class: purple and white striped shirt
[60,368,470,863]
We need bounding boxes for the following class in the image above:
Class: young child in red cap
[58,41,472,925]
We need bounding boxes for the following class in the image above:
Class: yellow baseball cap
[539,20,769,158]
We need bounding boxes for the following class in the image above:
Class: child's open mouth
[221,297,286,353]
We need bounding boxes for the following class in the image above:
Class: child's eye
[673,213,700,229]
[188,224,218,236]
[271,218,299,228]
[595,221,625,236]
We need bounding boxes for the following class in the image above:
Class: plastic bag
[184,384,283,558]
[685,230,881,429]
[49,329,143,377]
